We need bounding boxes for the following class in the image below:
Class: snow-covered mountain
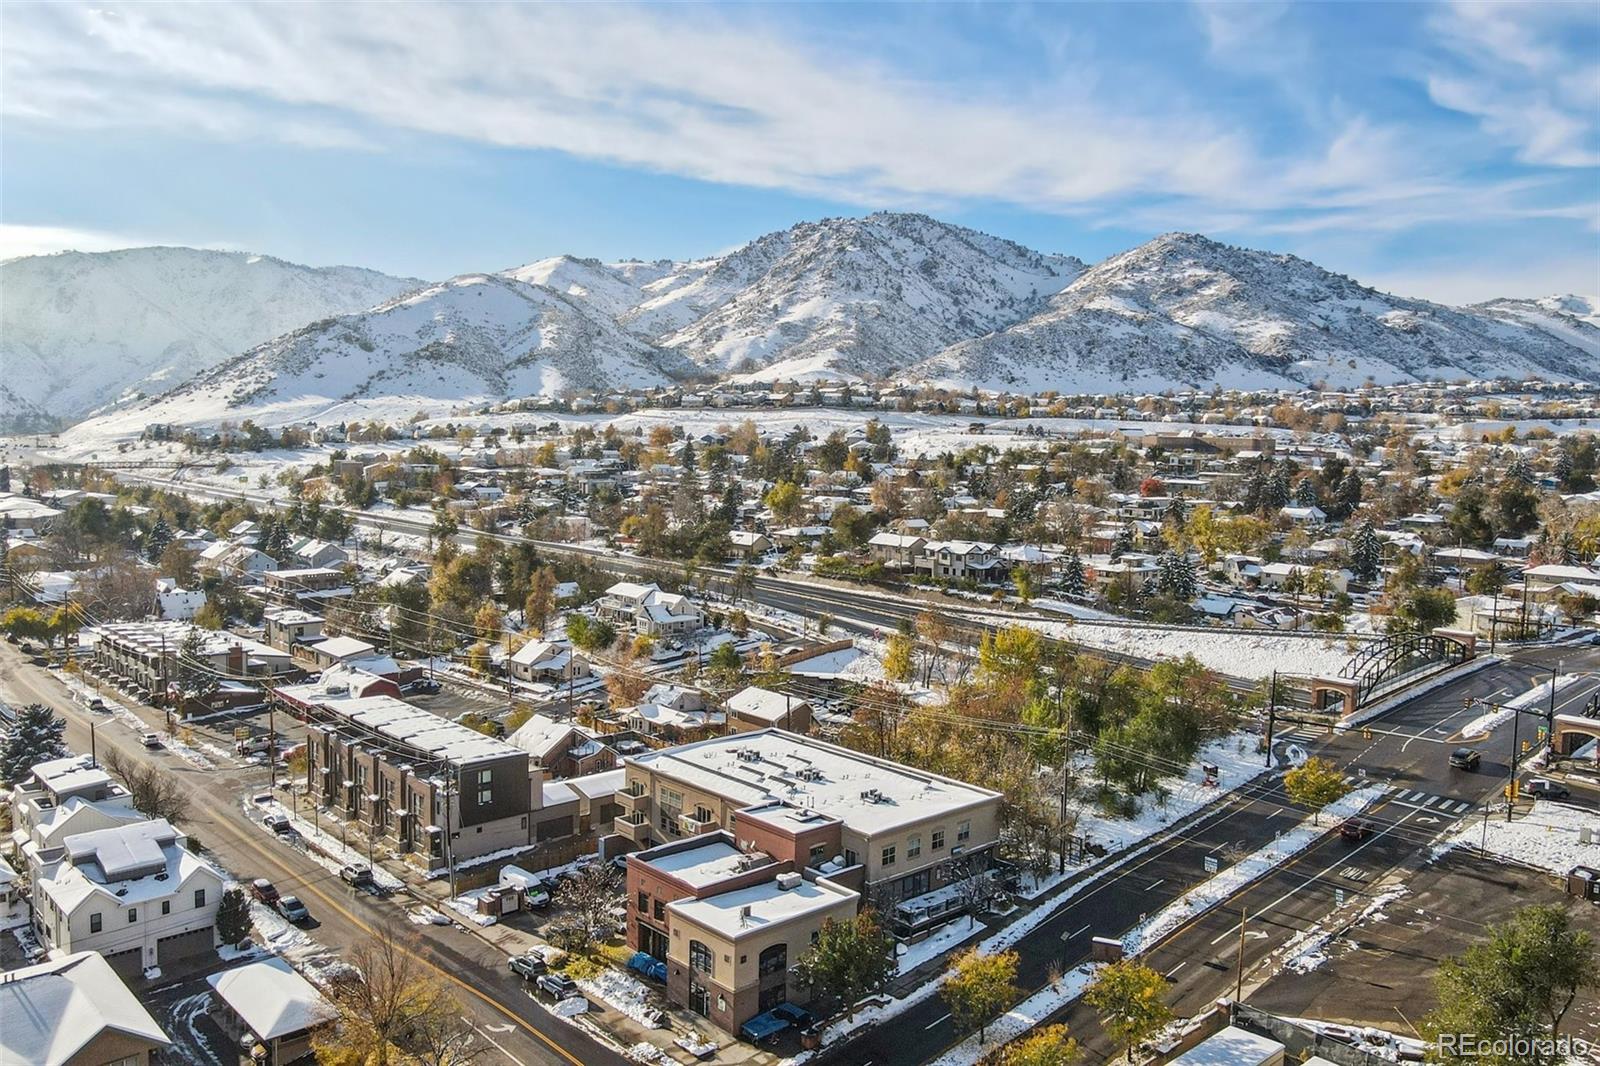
[0,247,422,431]
[1472,295,1600,356]
[625,213,1083,380]
[136,273,699,428]
[915,233,1600,392]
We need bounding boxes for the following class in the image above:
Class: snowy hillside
[126,273,698,428]
[1472,294,1600,356]
[0,247,421,430]
[915,233,1600,392]
[626,213,1083,380]
[500,256,652,320]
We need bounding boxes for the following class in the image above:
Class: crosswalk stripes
[1390,789,1474,815]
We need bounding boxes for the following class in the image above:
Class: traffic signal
[1464,696,1473,710]
[1362,727,1373,740]
[1506,782,1519,801]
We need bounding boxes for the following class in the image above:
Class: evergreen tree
[1060,551,1088,599]
[1265,461,1293,510]
[1110,525,1133,561]
[0,703,68,784]
[1505,454,1534,485]
[1350,521,1382,584]
[146,516,173,563]
[216,886,253,947]
[1560,531,1578,565]
[1157,551,1197,601]
[0,466,9,492]
[1164,495,1187,529]
[1292,477,1321,508]
[1554,449,1576,489]
[1336,469,1364,518]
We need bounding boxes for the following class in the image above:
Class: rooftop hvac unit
[776,872,802,891]
[739,904,752,926]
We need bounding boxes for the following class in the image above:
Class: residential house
[32,819,226,978]
[0,951,171,1066]
[507,713,617,779]
[508,639,591,685]
[725,686,811,734]
[867,532,926,569]
[263,607,326,651]
[914,540,1003,582]
[728,531,773,558]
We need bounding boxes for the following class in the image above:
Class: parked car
[83,695,106,712]
[140,732,162,749]
[524,888,551,910]
[237,734,278,756]
[263,814,293,836]
[1339,817,1373,842]
[278,895,310,923]
[508,953,547,980]
[771,1003,814,1029]
[249,878,280,905]
[410,678,441,694]
[339,863,376,888]
[1525,778,1571,801]
[535,973,578,999]
[1449,747,1481,771]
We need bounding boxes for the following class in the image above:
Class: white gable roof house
[33,819,226,978]
[208,956,337,1064]
[0,951,170,1066]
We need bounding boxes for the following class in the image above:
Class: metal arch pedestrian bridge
[1338,628,1474,705]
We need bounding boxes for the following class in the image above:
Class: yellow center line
[203,799,584,1066]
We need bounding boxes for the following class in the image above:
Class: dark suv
[509,953,547,980]
[1449,747,1481,771]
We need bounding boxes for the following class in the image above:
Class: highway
[0,642,627,1066]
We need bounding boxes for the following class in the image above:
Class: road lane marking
[925,1013,952,1030]
[1166,962,1187,977]
[1069,923,1091,939]
[1146,878,1166,892]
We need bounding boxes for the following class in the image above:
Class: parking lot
[1250,849,1600,1041]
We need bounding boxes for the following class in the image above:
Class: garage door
[156,926,215,968]
[103,947,143,979]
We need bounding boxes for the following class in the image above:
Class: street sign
[1335,888,1345,907]
[1204,854,1220,874]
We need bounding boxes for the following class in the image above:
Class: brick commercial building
[625,820,857,1037]
[611,729,1003,911]
[277,677,581,869]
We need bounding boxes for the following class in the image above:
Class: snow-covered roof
[726,686,808,723]
[628,729,1000,835]
[637,838,758,888]
[0,951,170,1066]
[667,874,855,938]
[312,635,377,660]
[207,957,336,1041]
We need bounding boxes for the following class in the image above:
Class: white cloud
[1,1,1590,244]
[0,223,154,260]
[1426,1,1600,168]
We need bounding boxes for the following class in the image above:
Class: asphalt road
[1032,645,1600,1063]
[821,645,1600,1065]
[0,643,628,1066]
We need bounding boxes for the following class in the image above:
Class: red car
[1339,817,1373,842]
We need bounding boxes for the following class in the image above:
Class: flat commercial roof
[640,840,764,889]
[629,729,999,836]
[667,876,853,938]
[291,692,524,766]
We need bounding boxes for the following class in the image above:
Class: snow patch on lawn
[896,917,988,976]
[1435,799,1600,874]
[578,969,662,1028]
[1003,620,1358,680]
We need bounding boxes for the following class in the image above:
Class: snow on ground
[1072,734,1265,856]
[896,916,988,976]
[1007,620,1359,681]
[1435,799,1600,874]
[249,899,313,953]
[242,796,405,890]
[167,991,226,1066]
[1460,674,1584,737]
[578,969,662,1028]
[787,644,886,682]
[444,888,500,926]
[1123,785,1383,955]
[1288,1018,1427,1062]
[54,669,224,771]
[1278,887,1408,976]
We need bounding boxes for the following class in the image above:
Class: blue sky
[3,1,1596,302]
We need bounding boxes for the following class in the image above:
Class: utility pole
[1264,671,1278,768]
[1508,697,1522,822]
[444,764,458,902]
[1547,661,1562,748]
[1235,907,1248,1003]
